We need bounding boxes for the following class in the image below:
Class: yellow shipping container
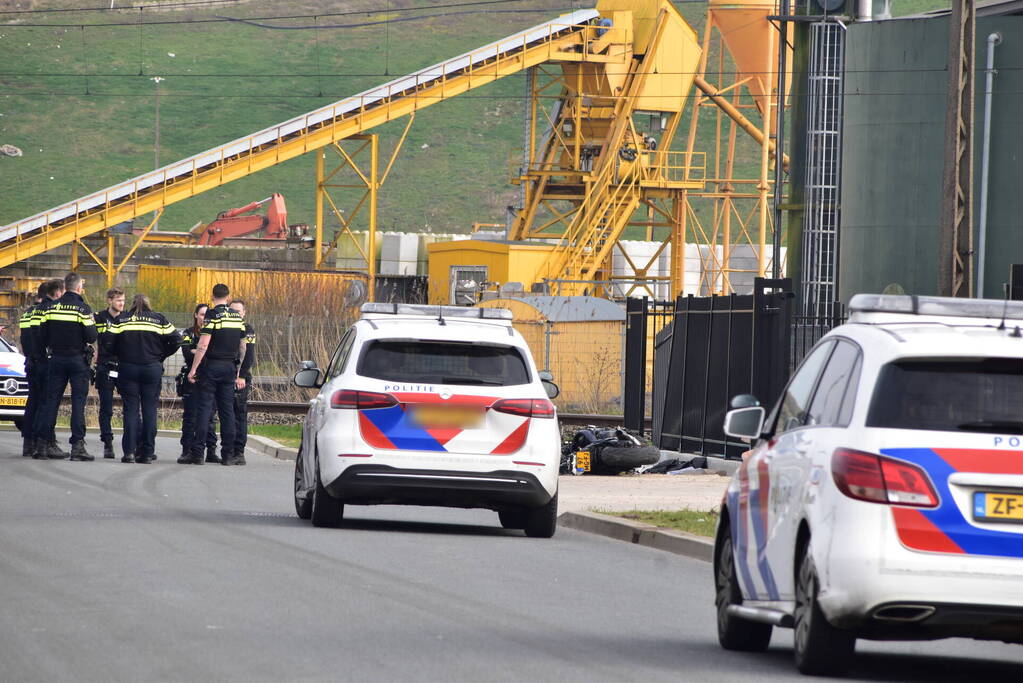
[479,296,625,413]
[426,240,556,306]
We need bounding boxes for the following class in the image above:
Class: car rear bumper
[324,464,554,511]
[854,601,1023,644]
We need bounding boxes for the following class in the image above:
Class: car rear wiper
[956,420,1023,434]
[440,376,504,386]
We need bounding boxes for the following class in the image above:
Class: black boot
[31,439,48,460]
[22,437,34,458]
[232,449,246,466]
[102,440,115,459]
[205,446,221,464]
[122,453,134,464]
[45,440,70,460]
[69,441,94,462]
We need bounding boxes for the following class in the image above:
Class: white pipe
[856,0,873,22]
[978,32,1002,297]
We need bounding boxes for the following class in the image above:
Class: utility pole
[938,0,975,297]
[151,76,165,229]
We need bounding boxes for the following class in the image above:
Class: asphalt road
[1,432,1021,683]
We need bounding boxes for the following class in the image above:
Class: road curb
[247,434,298,461]
[559,510,714,563]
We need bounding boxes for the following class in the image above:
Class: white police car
[292,303,561,537]
[0,332,28,430]
[717,294,1023,675]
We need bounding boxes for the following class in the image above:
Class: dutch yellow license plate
[973,492,1023,522]
[412,405,484,429]
[575,450,591,472]
[0,396,26,406]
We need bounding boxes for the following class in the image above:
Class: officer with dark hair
[29,279,66,459]
[38,272,97,461]
[94,287,126,459]
[178,303,219,463]
[182,283,246,465]
[228,299,255,466]
[107,293,180,464]
[18,283,47,458]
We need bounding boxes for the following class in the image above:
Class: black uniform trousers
[191,359,236,460]
[233,385,250,456]
[118,362,162,458]
[95,366,117,445]
[180,390,217,453]
[42,354,89,445]
[30,358,53,442]
[23,360,45,440]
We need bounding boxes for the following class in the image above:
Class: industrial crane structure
[0,1,788,300]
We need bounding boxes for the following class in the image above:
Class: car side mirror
[730,393,761,409]
[724,406,765,440]
[541,379,560,399]
[293,367,322,388]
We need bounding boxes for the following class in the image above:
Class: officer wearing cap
[106,293,180,464]
[94,287,126,459]
[182,283,246,465]
[18,283,47,458]
[38,272,97,461]
[228,299,255,466]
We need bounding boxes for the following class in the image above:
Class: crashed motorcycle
[560,427,660,475]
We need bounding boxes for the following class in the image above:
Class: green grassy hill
[0,0,948,239]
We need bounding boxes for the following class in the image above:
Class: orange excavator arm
[193,193,288,246]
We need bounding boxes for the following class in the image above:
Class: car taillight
[491,398,555,419]
[330,389,398,410]
[832,448,939,508]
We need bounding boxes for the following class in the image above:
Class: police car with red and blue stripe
[716,294,1023,675]
[292,303,561,537]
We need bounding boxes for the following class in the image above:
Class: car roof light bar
[360,303,513,321]
[849,294,1023,321]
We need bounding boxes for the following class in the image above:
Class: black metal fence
[625,278,799,459]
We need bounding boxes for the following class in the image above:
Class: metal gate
[633,278,794,459]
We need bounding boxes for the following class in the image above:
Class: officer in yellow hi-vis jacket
[38,273,97,461]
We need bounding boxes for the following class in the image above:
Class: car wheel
[498,509,527,530]
[310,454,344,528]
[294,441,312,520]
[715,529,772,651]
[793,545,856,675]
[523,492,558,538]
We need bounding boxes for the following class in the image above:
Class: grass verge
[607,509,719,538]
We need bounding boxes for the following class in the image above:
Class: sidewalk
[247,435,730,514]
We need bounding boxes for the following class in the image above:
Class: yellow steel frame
[0,19,607,274]
[69,209,163,288]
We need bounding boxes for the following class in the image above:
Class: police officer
[38,272,96,461]
[18,283,47,458]
[228,299,255,466]
[94,287,125,459]
[179,303,219,463]
[182,283,246,466]
[106,293,180,464]
[29,279,67,460]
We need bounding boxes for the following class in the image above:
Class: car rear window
[358,341,531,386]
[867,358,1023,434]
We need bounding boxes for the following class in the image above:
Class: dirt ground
[558,472,730,514]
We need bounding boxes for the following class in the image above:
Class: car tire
[294,441,312,520]
[715,529,772,652]
[597,445,660,470]
[523,492,558,538]
[793,546,856,676]
[498,510,527,530]
[310,455,344,528]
